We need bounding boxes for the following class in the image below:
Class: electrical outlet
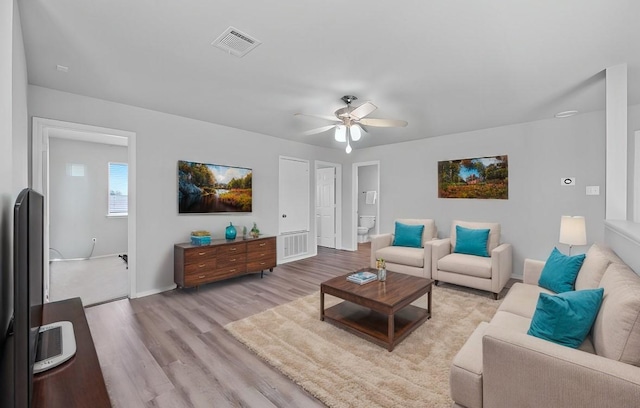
[92,237,97,243]
[586,186,600,195]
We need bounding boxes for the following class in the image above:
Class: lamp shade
[350,124,362,141]
[334,125,346,142]
[559,216,587,246]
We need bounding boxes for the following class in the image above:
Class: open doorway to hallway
[32,118,136,306]
[352,161,380,250]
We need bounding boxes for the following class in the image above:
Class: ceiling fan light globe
[350,125,362,141]
[345,143,352,154]
[334,125,346,142]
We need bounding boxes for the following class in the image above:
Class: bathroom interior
[357,163,379,244]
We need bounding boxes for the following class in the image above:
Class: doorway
[352,161,380,250]
[315,161,342,249]
[32,118,136,304]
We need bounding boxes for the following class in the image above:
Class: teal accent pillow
[527,288,604,348]
[454,225,490,257]
[538,247,586,293]
[393,222,424,248]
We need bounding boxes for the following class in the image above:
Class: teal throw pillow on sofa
[538,247,586,293]
[453,225,490,257]
[527,288,604,348]
[393,222,424,248]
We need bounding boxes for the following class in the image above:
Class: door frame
[314,160,342,250]
[32,117,137,300]
[351,161,380,251]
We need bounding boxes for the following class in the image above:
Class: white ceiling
[18,0,640,151]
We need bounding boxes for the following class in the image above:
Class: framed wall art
[438,155,508,199]
[178,160,252,213]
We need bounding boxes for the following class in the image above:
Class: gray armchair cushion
[438,253,493,278]
[376,246,424,268]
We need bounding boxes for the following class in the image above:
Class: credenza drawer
[247,239,276,253]
[216,264,247,278]
[247,259,276,272]
[184,247,218,264]
[246,249,276,262]
[218,243,247,255]
[184,270,220,286]
[184,258,216,275]
[216,253,246,268]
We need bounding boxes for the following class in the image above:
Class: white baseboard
[132,284,177,299]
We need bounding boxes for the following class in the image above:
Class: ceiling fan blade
[301,125,336,136]
[295,113,341,122]
[349,102,377,120]
[359,118,408,127]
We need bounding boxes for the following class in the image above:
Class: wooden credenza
[174,236,276,288]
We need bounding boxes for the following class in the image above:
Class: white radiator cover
[282,232,309,259]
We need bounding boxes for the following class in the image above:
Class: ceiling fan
[295,95,408,153]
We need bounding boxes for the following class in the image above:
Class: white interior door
[316,167,336,248]
[279,157,310,234]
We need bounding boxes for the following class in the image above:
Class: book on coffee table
[347,271,377,285]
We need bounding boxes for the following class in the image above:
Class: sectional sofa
[450,243,640,408]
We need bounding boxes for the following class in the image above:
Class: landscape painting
[178,160,252,213]
[438,155,508,199]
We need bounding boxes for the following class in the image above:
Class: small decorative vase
[378,268,387,282]
[225,222,237,240]
[250,222,260,238]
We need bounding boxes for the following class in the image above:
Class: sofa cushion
[592,263,640,366]
[574,243,614,290]
[376,246,424,268]
[527,288,604,349]
[392,222,424,248]
[396,218,437,246]
[498,282,554,319]
[451,220,500,254]
[454,225,490,257]
[538,247,585,293]
[437,253,492,278]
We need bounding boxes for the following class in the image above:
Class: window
[108,162,128,216]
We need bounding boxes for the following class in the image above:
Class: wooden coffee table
[320,269,433,351]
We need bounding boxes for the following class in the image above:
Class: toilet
[357,215,376,243]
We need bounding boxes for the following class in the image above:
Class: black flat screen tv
[0,188,44,408]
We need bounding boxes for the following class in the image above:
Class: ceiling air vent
[212,26,261,58]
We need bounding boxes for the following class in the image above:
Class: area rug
[224,286,500,408]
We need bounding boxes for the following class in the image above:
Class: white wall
[12,2,28,194]
[48,138,128,258]
[28,85,345,296]
[357,165,378,217]
[351,110,608,277]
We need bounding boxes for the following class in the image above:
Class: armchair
[369,219,437,278]
[431,220,512,299]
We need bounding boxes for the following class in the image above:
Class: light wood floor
[85,244,514,407]
[85,244,373,408]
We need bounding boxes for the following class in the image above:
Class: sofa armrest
[422,239,435,278]
[523,258,545,285]
[482,326,640,408]
[430,238,451,280]
[370,233,393,268]
[490,243,512,294]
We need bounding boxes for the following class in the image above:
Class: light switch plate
[586,186,600,195]
[561,177,576,186]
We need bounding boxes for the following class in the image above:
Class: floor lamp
[559,215,587,255]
